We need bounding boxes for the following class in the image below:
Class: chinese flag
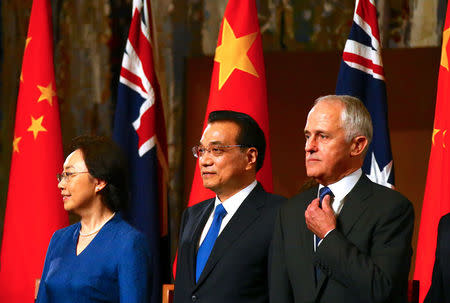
[0,0,68,301]
[173,0,273,278]
[187,0,273,206]
[414,3,450,302]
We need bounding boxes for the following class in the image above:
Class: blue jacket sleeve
[36,231,61,303]
[118,232,153,303]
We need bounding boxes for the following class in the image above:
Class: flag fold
[113,0,168,302]
[414,2,450,302]
[187,0,273,206]
[336,0,395,188]
[0,0,68,301]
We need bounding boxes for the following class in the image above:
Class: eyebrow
[199,141,223,146]
[63,165,74,170]
[304,128,327,134]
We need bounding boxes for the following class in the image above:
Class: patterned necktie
[196,203,227,282]
[318,186,333,209]
[315,186,334,283]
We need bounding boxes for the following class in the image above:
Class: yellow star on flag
[27,115,47,139]
[441,28,450,71]
[37,83,56,106]
[432,129,440,145]
[20,38,32,82]
[214,18,259,90]
[444,130,447,148]
[13,136,22,153]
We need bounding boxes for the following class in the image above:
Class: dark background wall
[184,47,441,277]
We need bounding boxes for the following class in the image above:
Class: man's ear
[350,136,368,157]
[245,147,258,171]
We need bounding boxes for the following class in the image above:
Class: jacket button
[192,295,197,301]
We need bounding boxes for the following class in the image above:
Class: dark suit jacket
[270,175,414,303]
[174,183,285,303]
[424,213,450,303]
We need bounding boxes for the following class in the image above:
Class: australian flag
[336,0,394,187]
[113,0,168,302]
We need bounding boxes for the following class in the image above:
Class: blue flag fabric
[113,0,168,302]
[336,0,394,187]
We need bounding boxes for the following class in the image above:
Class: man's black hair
[208,110,266,172]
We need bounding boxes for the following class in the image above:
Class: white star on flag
[367,152,394,188]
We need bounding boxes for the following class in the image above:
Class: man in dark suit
[424,213,450,303]
[270,95,414,303]
[174,110,285,303]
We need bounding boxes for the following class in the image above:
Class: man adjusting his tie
[270,95,414,303]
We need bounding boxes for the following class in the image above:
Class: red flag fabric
[0,0,68,301]
[414,3,450,302]
[187,0,273,206]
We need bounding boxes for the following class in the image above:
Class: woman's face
[58,149,98,213]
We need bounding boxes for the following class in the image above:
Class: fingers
[309,198,319,209]
[321,195,333,212]
[305,198,319,217]
[305,195,337,239]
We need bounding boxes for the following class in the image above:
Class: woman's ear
[95,179,107,193]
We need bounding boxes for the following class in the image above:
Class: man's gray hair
[314,95,373,151]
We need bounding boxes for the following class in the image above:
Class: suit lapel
[194,184,265,288]
[299,188,322,298]
[188,199,215,287]
[297,187,330,296]
[314,175,373,297]
[337,175,372,236]
[315,265,328,294]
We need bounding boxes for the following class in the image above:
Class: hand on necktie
[305,194,336,239]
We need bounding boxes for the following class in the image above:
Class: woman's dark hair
[70,135,128,212]
[208,110,266,172]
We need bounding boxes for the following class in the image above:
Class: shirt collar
[214,180,258,217]
[318,168,362,203]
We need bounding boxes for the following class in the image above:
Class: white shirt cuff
[317,228,335,247]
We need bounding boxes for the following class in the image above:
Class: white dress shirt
[315,168,362,249]
[198,180,258,247]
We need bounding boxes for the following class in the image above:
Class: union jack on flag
[113,0,168,302]
[336,0,394,187]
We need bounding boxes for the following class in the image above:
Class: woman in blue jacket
[37,135,153,303]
